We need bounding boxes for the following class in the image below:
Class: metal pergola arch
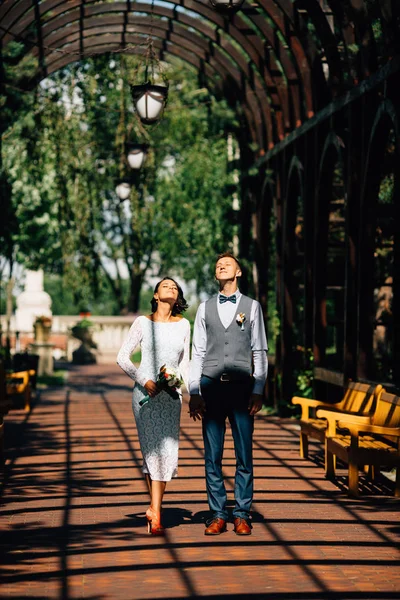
[2,1,391,137]
[29,12,272,148]
[0,0,322,151]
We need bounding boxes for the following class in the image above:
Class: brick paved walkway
[1,364,399,599]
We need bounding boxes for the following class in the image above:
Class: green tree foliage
[2,54,238,312]
[0,40,38,276]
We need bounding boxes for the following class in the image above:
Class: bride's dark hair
[151,277,189,315]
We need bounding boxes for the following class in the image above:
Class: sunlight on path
[1,364,399,599]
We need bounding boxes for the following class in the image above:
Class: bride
[117,277,190,535]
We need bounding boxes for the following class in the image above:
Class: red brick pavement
[1,363,399,599]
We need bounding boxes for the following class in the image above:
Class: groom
[189,253,268,535]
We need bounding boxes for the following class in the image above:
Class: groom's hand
[248,393,263,415]
[189,394,206,421]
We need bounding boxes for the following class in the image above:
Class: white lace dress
[117,316,190,481]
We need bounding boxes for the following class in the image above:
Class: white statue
[15,270,52,332]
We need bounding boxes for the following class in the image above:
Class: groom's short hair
[216,252,242,272]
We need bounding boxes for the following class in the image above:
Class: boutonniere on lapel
[236,312,246,331]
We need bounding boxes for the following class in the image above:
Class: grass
[131,351,141,364]
[259,405,278,416]
[37,370,67,388]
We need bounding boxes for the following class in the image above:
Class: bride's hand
[144,380,158,397]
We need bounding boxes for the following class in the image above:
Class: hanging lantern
[115,180,132,201]
[130,32,169,125]
[126,143,148,170]
[209,0,245,11]
[130,82,168,125]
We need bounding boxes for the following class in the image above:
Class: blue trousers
[200,375,254,520]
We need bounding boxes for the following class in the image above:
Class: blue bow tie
[219,295,237,304]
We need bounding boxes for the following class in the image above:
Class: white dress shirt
[189,289,268,396]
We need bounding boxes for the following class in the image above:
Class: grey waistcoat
[202,294,253,380]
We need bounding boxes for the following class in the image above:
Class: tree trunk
[99,262,125,314]
[128,270,144,313]
[4,269,14,366]
[6,275,14,335]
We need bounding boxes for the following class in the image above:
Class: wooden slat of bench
[307,419,327,431]
[332,436,397,452]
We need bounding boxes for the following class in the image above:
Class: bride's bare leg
[145,474,152,498]
[151,480,166,514]
[146,480,167,534]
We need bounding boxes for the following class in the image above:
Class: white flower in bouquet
[139,364,183,406]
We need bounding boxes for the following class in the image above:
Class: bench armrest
[6,371,30,383]
[292,396,338,421]
[316,410,371,423]
[316,409,371,436]
[338,421,400,438]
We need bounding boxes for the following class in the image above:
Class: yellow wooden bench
[317,390,400,497]
[6,369,35,413]
[291,382,381,464]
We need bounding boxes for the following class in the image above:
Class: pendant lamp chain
[130,0,169,125]
[145,0,156,84]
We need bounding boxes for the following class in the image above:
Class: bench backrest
[373,392,400,428]
[336,382,381,413]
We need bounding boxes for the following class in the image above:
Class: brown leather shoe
[233,517,252,535]
[204,518,227,536]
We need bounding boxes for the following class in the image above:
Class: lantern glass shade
[131,82,168,125]
[209,0,245,10]
[115,182,131,200]
[127,145,147,169]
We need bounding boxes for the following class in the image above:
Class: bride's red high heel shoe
[146,507,165,536]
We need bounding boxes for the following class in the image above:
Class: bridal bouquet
[139,364,183,406]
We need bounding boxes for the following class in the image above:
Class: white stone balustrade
[0,315,137,364]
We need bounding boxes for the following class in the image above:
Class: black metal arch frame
[356,99,400,381]
[281,154,306,359]
[313,134,346,370]
[1,0,395,154]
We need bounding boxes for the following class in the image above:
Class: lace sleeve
[116,317,146,385]
[179,319,191,391]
